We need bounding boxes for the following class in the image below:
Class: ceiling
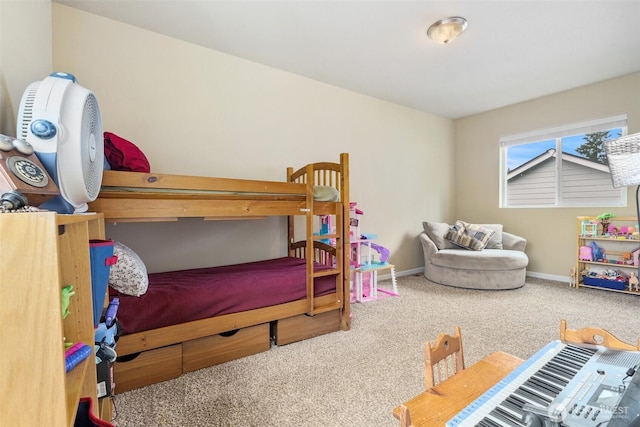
[55,0,640,119]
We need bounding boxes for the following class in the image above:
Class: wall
[6,3,639,281]
[51,4,455,273]
[0,0,52,136]
[455,72,640,280]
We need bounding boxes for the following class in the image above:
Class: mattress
[113,257,336,334]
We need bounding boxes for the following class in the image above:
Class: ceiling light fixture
[427,16,468,44]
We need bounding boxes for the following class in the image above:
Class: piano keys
[447,340,640,427]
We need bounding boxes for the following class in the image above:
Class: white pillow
[108,241,149,296]
[422,221,457,250]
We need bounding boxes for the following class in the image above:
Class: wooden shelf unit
[575,215,640,294]
[0,212,106,426]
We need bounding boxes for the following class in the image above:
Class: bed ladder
[305,165,343,316]
[308,169,340,315]
[287,156,348,319]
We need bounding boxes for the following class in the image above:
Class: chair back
[560,319,640,351]
[425,326,465,389]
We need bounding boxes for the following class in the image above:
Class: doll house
[347,202,397,302]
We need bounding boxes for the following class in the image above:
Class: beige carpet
[110,275,640,427]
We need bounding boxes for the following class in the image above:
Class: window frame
[499,114,628,208]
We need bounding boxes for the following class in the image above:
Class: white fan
[17,72,103,213]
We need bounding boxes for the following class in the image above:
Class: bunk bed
[87,153,350,392]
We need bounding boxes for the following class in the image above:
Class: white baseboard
[526,271,568,283]
[379,267,568,284]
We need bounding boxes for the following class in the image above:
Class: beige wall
[9,3,638,280]
[455,72,640,279]
[51,4,455,273]
[0,0,52,136]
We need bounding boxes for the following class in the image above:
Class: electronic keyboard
[446,340,640,427]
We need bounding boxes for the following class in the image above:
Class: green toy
[597,213,616,221]
[61,285,75,319]
[597,213,616,236]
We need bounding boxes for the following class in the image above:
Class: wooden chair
[399,404,413,427]
[425,326,465,389]
[560,319,640,351]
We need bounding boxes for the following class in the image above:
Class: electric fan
[17,72,103,213]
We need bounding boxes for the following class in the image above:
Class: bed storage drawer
[275,309,341,345]
[114,344,182,393]
[182,323,271,373]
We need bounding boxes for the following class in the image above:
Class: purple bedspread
[113,257,336,334]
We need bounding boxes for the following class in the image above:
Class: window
[500,114,628,208]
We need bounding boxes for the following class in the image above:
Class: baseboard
[380,267,568,284]
[526,271,568,283]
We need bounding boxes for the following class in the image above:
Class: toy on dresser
[0,134,59,207]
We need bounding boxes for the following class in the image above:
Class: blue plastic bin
[582,276,627,291]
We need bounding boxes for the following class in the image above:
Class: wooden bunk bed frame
[88,153,350,392]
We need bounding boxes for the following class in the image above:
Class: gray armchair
[420,221,529,290]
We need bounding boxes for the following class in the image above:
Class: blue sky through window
[506,128,622,171]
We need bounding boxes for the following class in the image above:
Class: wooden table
[392,351,524,427]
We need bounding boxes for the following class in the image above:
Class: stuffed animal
[569,267,577,287]
[629,272,639,292]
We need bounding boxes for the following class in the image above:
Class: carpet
[110,275,640,427]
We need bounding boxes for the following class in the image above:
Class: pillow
[481,224,504,249]
[108,241,149,296]
[445,220,495,251]
[104,132,151,172]
[422,221,457,250]
[313,185,340,202]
